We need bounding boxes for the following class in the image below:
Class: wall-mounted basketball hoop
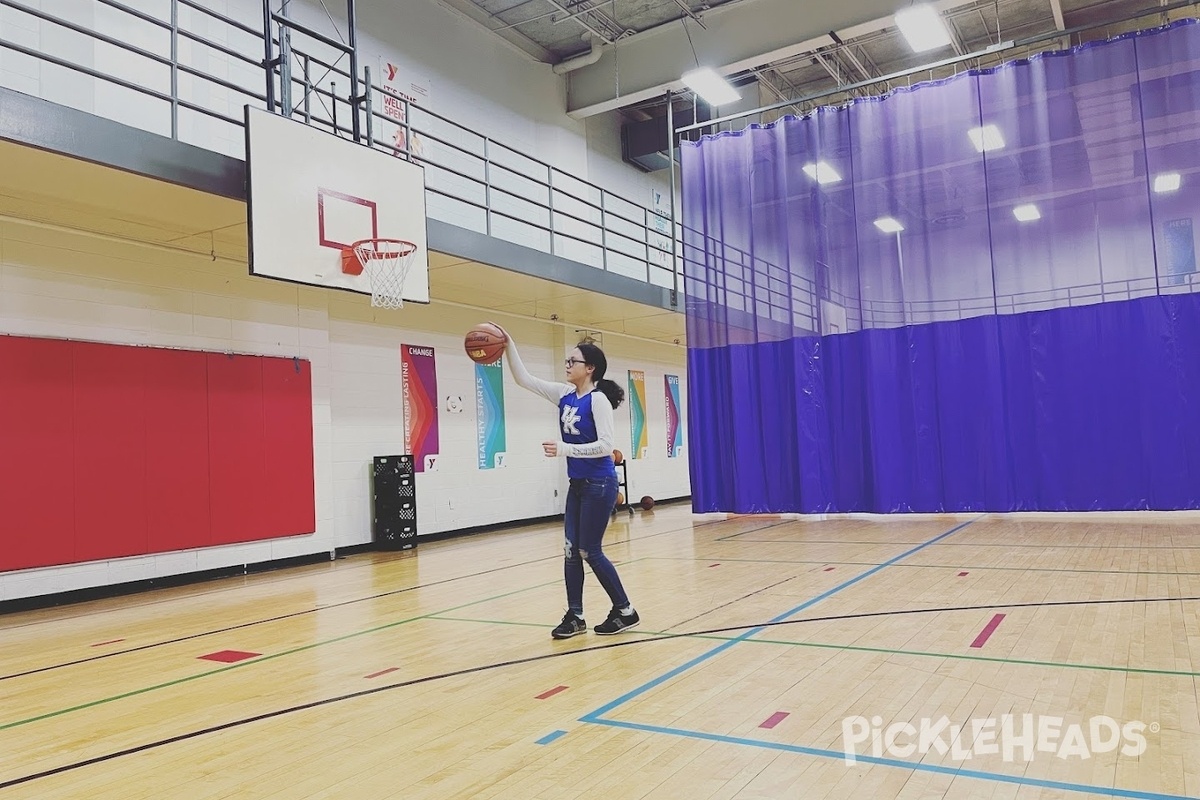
[342,238,418,309]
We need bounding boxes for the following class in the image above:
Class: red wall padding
[262,358,318,538]
[208,353,269,546]
[0,336,315,573]
[73,342,149,563]
[144,347,212,554]
[0,337,76,571]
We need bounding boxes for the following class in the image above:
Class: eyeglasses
[564,358,588,368]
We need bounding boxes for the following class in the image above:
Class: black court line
[664,573,804,631]
[4,591,1198,790]
[722,538,1200,549]
[0,520,628,631]
[0,517,789,682]
[665,556,1200,577]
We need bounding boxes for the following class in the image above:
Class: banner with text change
[401,344,439,472]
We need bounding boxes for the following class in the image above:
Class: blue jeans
[563,475,630,615]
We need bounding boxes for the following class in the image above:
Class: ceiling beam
[436,0,556,62]
[563,0,987,118]
[1049,0,1066,31]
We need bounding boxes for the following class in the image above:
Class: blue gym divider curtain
[682,20,1200,513]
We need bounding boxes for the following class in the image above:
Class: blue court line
[535,730,568,745]
[581,517,979,721]
[577,514,1195,799]
[586,718,1193,800]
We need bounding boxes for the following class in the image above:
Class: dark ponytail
[595,378,625,409]
[576,341,625,409]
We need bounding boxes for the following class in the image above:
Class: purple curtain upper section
[682,20,1200,349]
[681,21,1200,514]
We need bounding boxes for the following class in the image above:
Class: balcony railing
[0,0,681,296]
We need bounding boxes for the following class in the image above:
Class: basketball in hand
[464,323,507,365]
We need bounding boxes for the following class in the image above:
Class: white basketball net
[353,239,418,309]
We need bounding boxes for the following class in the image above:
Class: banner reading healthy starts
[475,360,506,469]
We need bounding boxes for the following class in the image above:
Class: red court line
[709,564,721,568]
[90,639,125,647]
[365,667,399,679]
[970,613,1006,648]
[958,572,969,577]
[198,649,260,663]
[759,712,789,729]
[536,685,569,700]
[823,567,836,572]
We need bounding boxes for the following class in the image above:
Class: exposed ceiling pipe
[552,34,604,74]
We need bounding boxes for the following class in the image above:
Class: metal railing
[0,0,680,298]
[681,229,1200,338]
[9,0,1193,329]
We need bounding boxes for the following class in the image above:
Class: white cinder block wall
[0,219,689,601]
[0,0,671,216]
[0,0,688,603]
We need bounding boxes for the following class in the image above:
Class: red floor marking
[760,712,790,729]
[91,638,125,647]
[958,571,969,576]
[970,614,1006,648]
[536,685,569,700]
[823,567,836,572]
[198,649,260,663]
[365,667,399,679]
[709,563,721,568]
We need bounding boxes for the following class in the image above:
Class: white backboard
[246,106,430,304]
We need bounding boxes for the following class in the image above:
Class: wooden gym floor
[2,507,1200,799]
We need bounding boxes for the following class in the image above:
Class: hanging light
[895,3,953,53]
[681,67,740,106]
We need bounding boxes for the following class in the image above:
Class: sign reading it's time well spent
[627,369,648,459]
[665,374,683,458]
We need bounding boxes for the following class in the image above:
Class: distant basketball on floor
[612,448,624,465]
[464,323,507,364]
[640,495,655,511]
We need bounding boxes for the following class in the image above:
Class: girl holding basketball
[493,325,640,639]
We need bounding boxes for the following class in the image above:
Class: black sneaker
[551,612,587,639]
[594,607,640,635]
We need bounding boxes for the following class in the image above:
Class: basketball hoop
[346,239,418,309]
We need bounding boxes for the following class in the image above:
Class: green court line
[666,556,1200,576]
[2,548,662,732]
[427,615,1200,679]
[0,552,659,732]
[0,577,570,732]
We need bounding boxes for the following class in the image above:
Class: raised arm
[497,326,569,405]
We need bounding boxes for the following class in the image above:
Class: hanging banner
[648,188,672,270]
[665,374,683,458]
[475,359,507,469]
[1163,218,1197,287]
[401,344,439,472]
[628,369,648,459]
[379,58,430,160]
